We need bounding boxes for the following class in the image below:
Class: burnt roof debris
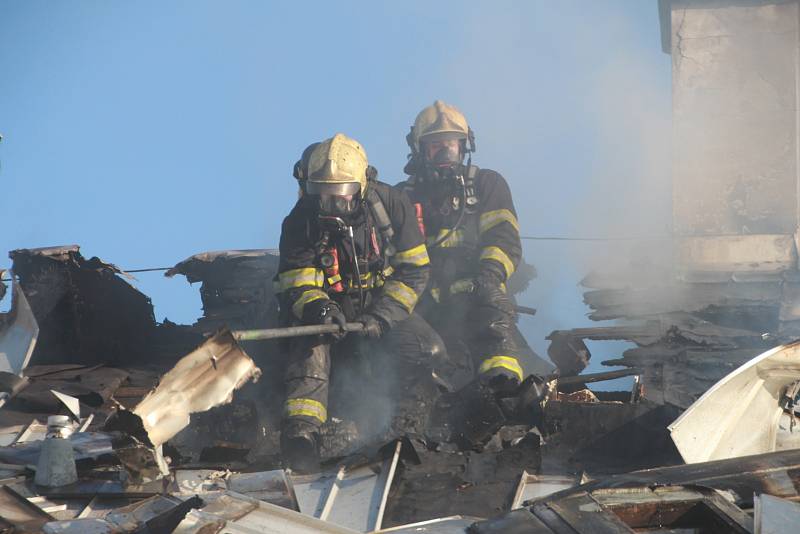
[472,448,800,533]
[547,235,800,409]
[9,245,158,367]
[0,243,798,532]
[166,249,281,332]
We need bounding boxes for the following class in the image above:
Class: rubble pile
[549,235,800,409]
[0,244,798,532]
[165,250,281,333]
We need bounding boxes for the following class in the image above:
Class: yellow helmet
[306,133,369,196]
[408,100,470,154]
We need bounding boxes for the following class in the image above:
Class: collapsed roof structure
[2,0,800,532]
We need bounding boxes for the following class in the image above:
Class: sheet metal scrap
[40,494,203,533]
[11,365,130,414]
[0,484,54,533]
[9,245,157,366]
[754,493,800,534]
[290,440,402,532]
[173,490,361,534]
[166,249,280,332]
[105,329,261,449]
[0,278,39,377]
[669,340,800,464]
[474,448,800,533]
[173,468,297,510]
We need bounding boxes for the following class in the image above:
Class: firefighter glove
[319,300,347,342]
[356,313,386,339]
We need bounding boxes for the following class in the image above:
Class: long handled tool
[232,305,536,342]
[232,322,365,341]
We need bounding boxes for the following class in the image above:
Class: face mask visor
[306,181,362,216]
[420,132,465,177]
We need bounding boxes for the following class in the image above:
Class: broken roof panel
[129,329,261,447]
[668,340,800,463]
[0,279,39,376]
[175,491,361,534]
[754,493,800,534]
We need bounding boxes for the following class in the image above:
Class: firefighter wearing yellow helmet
[277,133,447,472]
[398,101,552,398]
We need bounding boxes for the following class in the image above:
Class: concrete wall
[671,1,799,236]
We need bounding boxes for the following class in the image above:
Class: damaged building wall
[548,1,800,410]
[669,0,800,236]
[9,246,160,367]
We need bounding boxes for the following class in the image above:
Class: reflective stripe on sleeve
[479,246,515,279]
[478,356,523,381]
[392,243,430,267]
[382,280,419,313]
[278,268,325,291]
[285,398,327,423]
[291,289,328,319]
[479,209,519,235]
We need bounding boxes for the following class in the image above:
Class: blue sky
[0,1,672,382]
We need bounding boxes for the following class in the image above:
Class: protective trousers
[282,313,446,435]
[422,293,552,388]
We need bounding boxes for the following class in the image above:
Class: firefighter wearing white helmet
[398,101,552,397]
[278,133,447,472]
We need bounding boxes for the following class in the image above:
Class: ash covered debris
[165,249,281,332]
[3,2,800,531]
[9,245,160,367]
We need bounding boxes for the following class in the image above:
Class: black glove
[302,299,347,342]
[471,271,516,338]
[356,313,387,339]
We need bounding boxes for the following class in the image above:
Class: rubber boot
[281,420,321,474]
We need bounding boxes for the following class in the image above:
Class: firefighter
[278,133,445,472]
[397,100,552,396]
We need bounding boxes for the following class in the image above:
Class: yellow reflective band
[383,280,419,313]
[480,246,515,279]
[291,289,328,319]
[382,265,395,278]
[279,268,325,291]
[428,228,466,248]
[479,209,519,235]
[392,243,430,267]
[285,398,327,423]
[479,356,523,381]
[327,274,342,285]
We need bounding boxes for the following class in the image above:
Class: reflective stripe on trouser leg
[382,280,419,313]
[478,355,524,382]
[284,339,330,428]
[285,398,327,423]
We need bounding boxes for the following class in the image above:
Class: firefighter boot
[281,420,321,474]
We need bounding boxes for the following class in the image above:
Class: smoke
[431,2,673,377]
